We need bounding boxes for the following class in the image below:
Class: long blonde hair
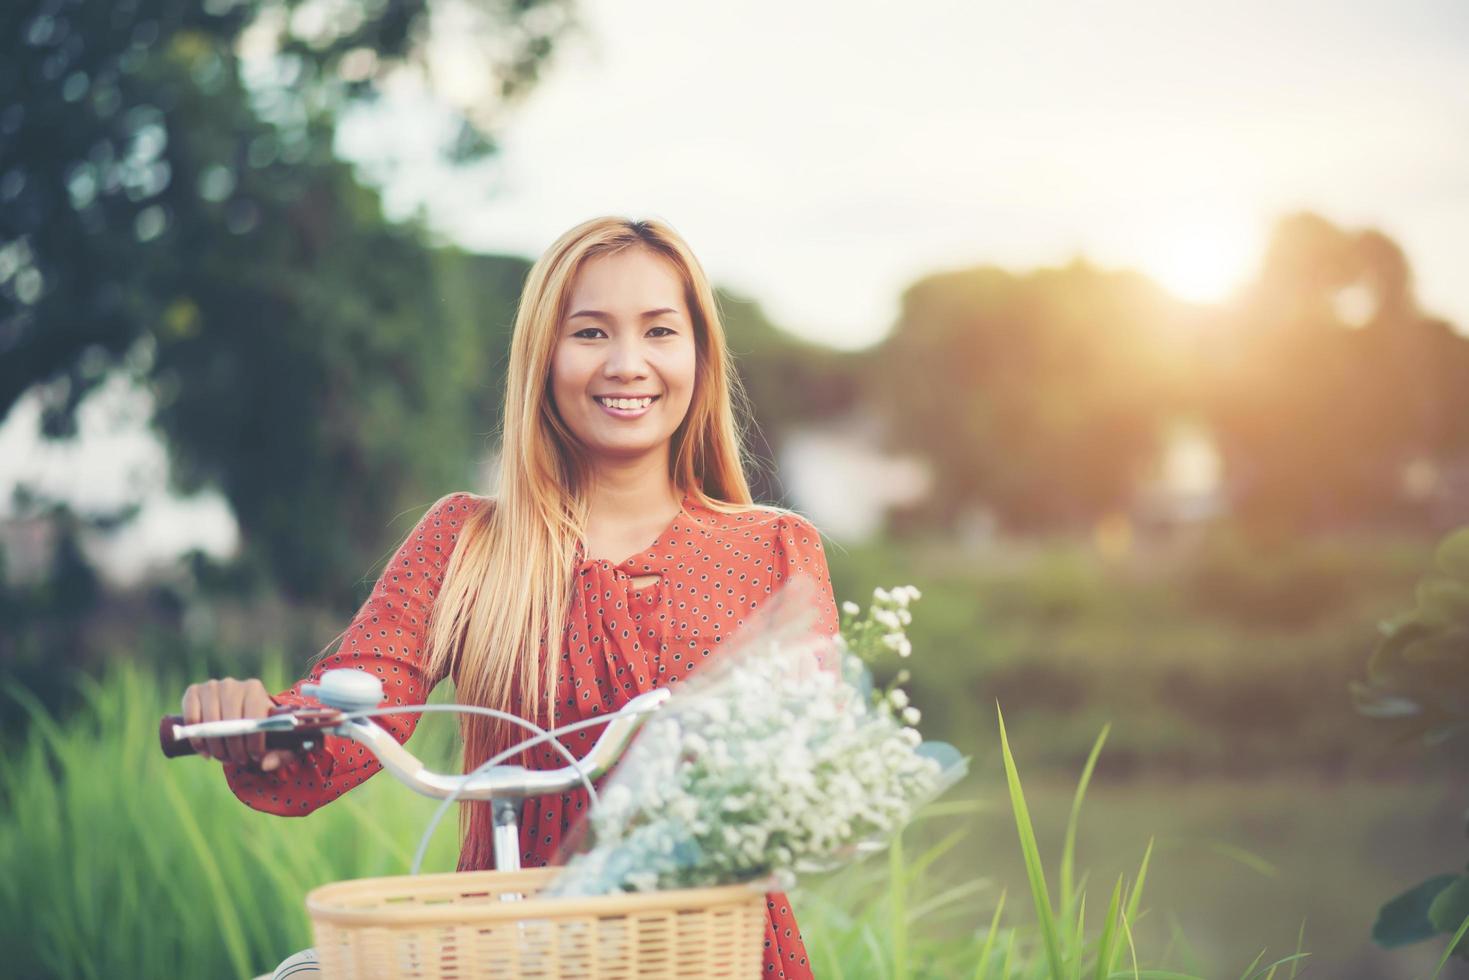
[419,216,758,869]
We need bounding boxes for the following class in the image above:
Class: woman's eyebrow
[566,307,681,321]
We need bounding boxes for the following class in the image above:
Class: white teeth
[598,396,654,410]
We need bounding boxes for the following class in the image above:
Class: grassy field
[937,769,1465,979]
[5,527,1465,976]
[4,655,1466,978]
[824,529,1443,776]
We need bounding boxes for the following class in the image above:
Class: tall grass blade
[908,878,992,923]
[1237,948,1267,979]
[1163,909,1205,977]
[1061,723,1109,922]
[160,770,255,978]
[890,829,909,980]
[1288,920,1306,980]
[996,703,1065,978]
[860,922,892,980]
[1119,903,1142,980]
[973,888,1006,980]
[1107,841,1155,976]
[1070,891,1088,978]
[1242,953,1309,980]
[1193,838,1278,878]
[1093,874,1124,980]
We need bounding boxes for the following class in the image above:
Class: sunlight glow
[1138,214,1260,305]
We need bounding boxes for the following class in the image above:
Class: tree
[1,0,568,604]
[1200,213,1469,534]
[871,260,1192,533]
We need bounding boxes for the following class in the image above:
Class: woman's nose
[602,337,649,378]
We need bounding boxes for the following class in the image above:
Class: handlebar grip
[157,713,323,759]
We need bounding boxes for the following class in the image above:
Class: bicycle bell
[301,669,386,712]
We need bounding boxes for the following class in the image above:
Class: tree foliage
[871,260,1195,532]
[1198,212,1469,534]
[865,213,1469,538]
[1,0,567,604]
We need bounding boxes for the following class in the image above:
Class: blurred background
[4,0,1469,976]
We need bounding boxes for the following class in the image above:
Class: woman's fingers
[180,678,281,765]
[181,684,207,758]
[223,680,251,765]
[200,679,228,762]
[243,681,272,766]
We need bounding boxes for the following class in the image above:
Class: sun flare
[1138,215,1259,305]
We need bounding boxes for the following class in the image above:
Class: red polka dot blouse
[223,490,841,979]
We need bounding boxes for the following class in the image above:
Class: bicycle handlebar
[159,678,672,804]
[158,705,341,758]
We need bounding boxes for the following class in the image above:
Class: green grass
[1,656,464,978]
[4,653,1462,978]
[793,702,1308,979]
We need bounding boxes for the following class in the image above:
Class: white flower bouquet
[544,577,966,897]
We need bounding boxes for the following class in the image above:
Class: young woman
[183,216,839,978]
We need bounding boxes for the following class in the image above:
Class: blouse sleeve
[773,512,841,669]
[222,492,485,816]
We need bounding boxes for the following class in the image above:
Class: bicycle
[160,668,771,978]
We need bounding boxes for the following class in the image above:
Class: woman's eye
[647,326,676,337]
[569,327,678,339]
[571,327,606,339]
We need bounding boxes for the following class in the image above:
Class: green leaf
[1429,875,1469,940]
[1416,579,1469,628]
[1367,621,1434,680]
[1403,630,1469,665]
[1372,873,1459,947]
[1435,528,1469,582]
[1432,909,1469,975]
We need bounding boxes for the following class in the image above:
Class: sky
[339,0,1469,348]
[4,0,1468,576]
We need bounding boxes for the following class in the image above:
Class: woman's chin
[582,436,673,464]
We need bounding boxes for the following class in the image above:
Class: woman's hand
[180,677,294,772]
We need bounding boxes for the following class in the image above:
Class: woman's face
[550,247,698,471]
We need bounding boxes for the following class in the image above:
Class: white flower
[873,587,892,604]
[543,605,962,899]
[841,600,860,617]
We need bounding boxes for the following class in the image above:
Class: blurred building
[780,415,931,541]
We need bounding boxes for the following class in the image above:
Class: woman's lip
[592,395,659,419]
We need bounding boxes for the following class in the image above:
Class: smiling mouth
[593,395,659,411]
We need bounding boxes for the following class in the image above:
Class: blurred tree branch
[0,0,568,604]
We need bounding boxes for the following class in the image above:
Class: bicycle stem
[332,690,669,802]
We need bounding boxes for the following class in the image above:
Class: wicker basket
[305,868,768,979]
